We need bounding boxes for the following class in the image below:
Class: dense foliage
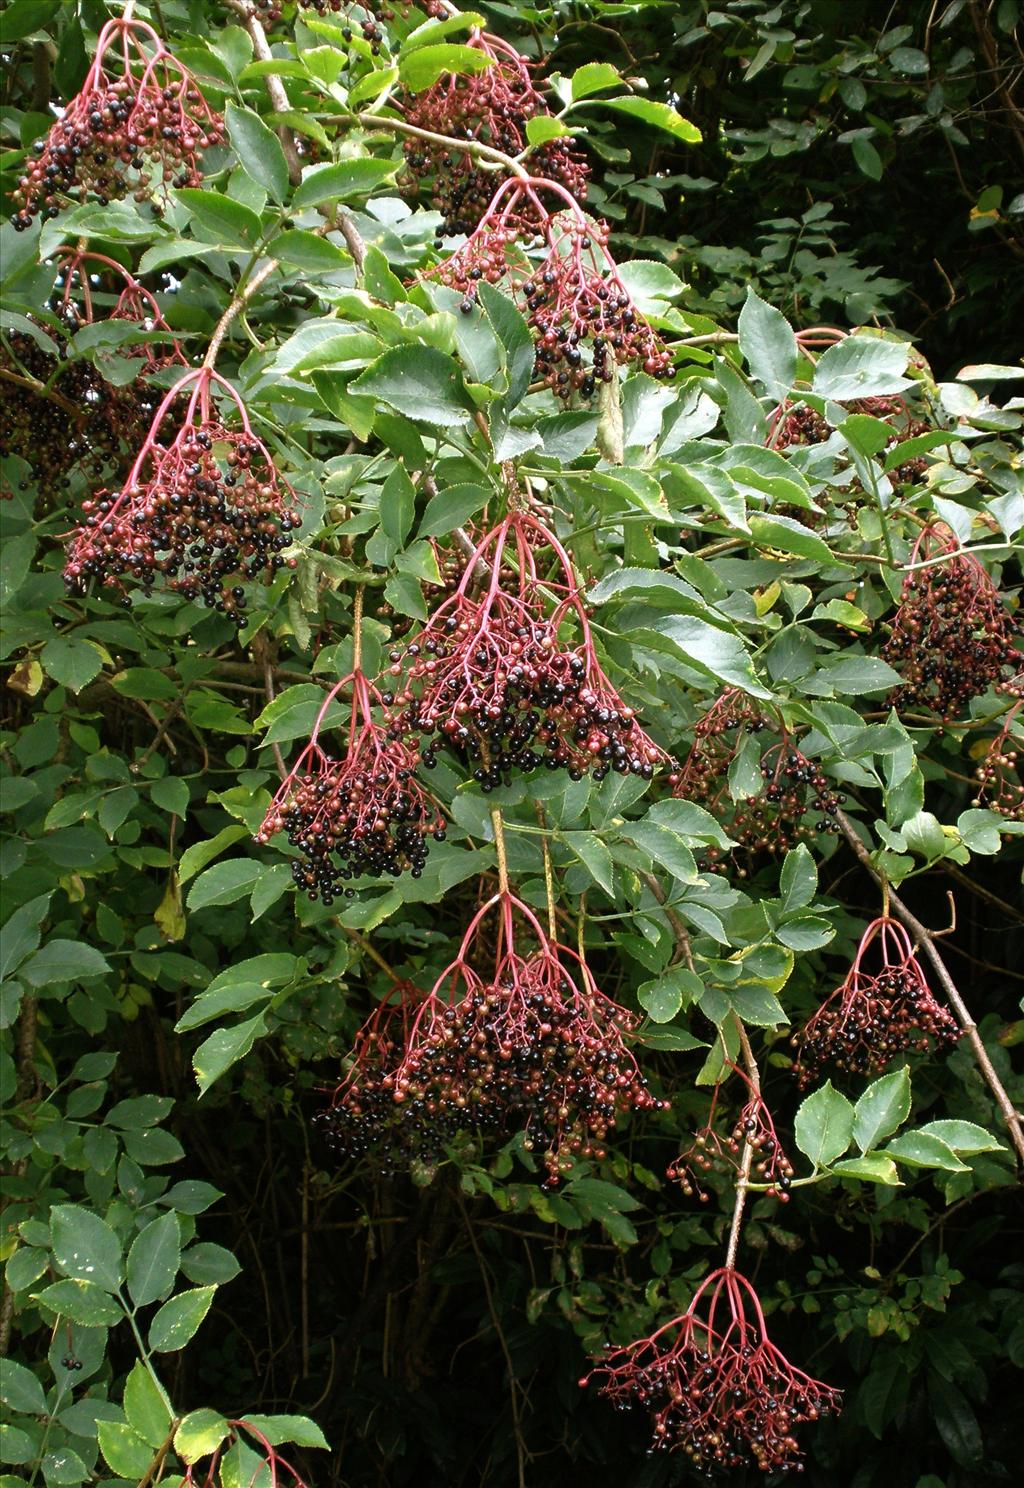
[1,3,1022,1487]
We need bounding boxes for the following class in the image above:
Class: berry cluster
[882,526,1021,719]
[668,1066,794,1203]
[317,892,665,1183]
[973,698,1024,821]
[383,509,670,783]
[582,1266,841,1472]
[0,252,184,500]
[10,18,222,227]
[772,392,930,484]
[298,0,395,50]
[257,670,445,903]
[427,176,672,401]
[400,27,587,238]
[669,691,843,871]
[792,917,959,1088]
[63,367,297,620]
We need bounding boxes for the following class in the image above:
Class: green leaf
[237,1414,330,1450]
[50,1204,124,1292]
[254,683,346,745]
[192,1014,268,1095]
[570,61,622,100]
[40,635,103,692]
[794,1081,855,1167]
[179,1243,242,1286]
[380,463,416,546]
[416,484,490,538]
[916,1119,1004,1155]
[853,1067,911,1153]
[525,115,571,145]
[225,101,288,203]
[811,336,912,399]
[649,613,770,697]
[148,1286,216,1352]
[0,893,51,981]
[352,345,472,425]
[123,1360,172,1449]
[186,860,262,912]
[178,827,248,885]
[638,966,702,1022]
[585,96,701,143]
[150,777,190,818]
[738,287,797,402]
[174,189,263,248]
[778,843,817,912]
[291,158,398,210]
[0,1358,47,1415]
[273,229,351,274]
[624,821,699,885]
[563,832,615,895]
[749,513,834,563]
[33,1278,123,1326]
[398,43,494,93]
[174,1409,231,1465]
[97,1421,152,1481]
[127,1212,181,1308]
[884,1132,970,1171]
[928,1375,983,1467]
[830,1153,901,1185]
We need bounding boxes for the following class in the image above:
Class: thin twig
[725,1020,761,1268]
[640,871,695,971]
[836,810,1024,1165]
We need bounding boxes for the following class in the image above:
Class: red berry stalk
[668,1062,793,1202]
[11,17,223,228]
[792,916,959,1088]
[973,696,1024,821]
[882,524,1021,719]
[582,1266,841,1470]
[426,175,672,400]
[256,669,445,902]
[670,689,843,869]
[400,26,588,237]
[384,507,670,783]
[63,366,297,621]
[182,1419,309,1487]
[317,889,665,1181]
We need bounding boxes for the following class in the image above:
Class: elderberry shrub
[583,1267,841,1472]
[669,691,843,872]
[11,18,223,227]
[882,525,1021,719]
[792,917,959,1088]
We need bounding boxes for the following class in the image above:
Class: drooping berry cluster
[426,176,672,401]
[582,1266,841,1471]
[383,509,671,783]
[772,391,930,483]
[973,697,1024,821]
[669,691,843,871]
[257,670,446,903]
[317,892,666,1183]
[792,917,959,1088]
[0,252,184,500]
[63,367,297,620]
[297,1,394,50]
[10,18,223,227]
[882,526,1021,720]
[400,27,588,238]
[668,1065,794,1203]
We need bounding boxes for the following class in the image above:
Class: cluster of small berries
[792,917,959,1088]
[316,893,665,1184]
[382,510,671,782]
[773,394,930,484]
[0,252,184,499]
[668,1067,794,1202]
[10,18,222,227]
[582,1267,841,1472]
[400,27,587,237]
[882,526,1021,719]
[669,691,843,871]
[427,176,672,401]
[973,695,1024,821]
[256,671,445,903]
[63,367,297,620]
